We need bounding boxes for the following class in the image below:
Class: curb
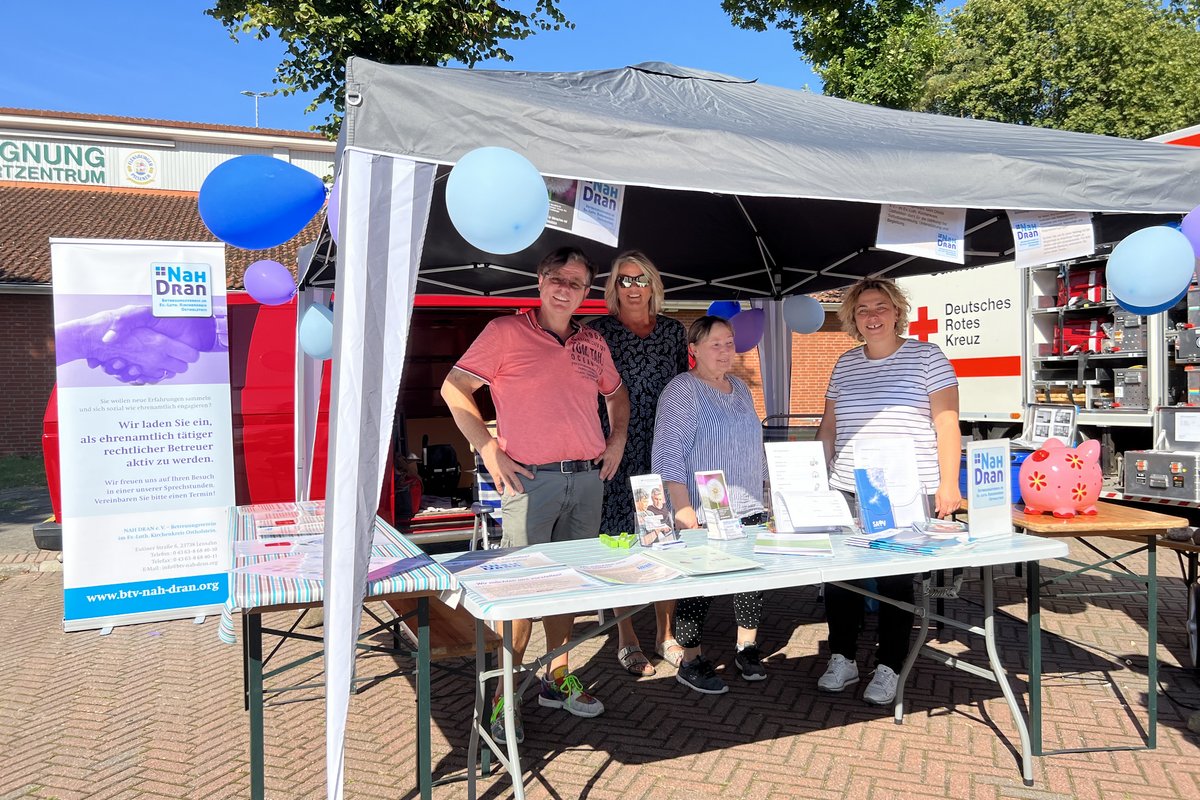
[0,552,63,576]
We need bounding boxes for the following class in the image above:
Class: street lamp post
[240,90,271,128]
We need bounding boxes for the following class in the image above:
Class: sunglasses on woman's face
[616,274,651,288]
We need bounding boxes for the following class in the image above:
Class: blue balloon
[1107,226,1195,314]
[1116,286,1188,316]
[782,294,825,334]
[299,304,334,360]
[445,147,549,255]
[199,155,326,250]
[707,301,741,319]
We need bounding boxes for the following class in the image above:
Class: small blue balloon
[445,147,549,255]
[1115,286,1188,316]
[707,301,741,319]
[199,155,326,250]
[299,304,334,360]
[1107,226,1195,314]
[782,294,825,334]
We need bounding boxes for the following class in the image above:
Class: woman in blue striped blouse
[651,315,769,695]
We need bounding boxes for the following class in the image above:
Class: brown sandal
[617,645,656,676]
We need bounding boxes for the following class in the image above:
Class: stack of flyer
[844,521,975,556]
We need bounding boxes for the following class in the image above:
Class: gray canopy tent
[311,59,1200,798]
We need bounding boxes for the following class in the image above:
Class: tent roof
[320,59,1200,298]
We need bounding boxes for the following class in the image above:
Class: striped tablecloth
[218,502,458,644]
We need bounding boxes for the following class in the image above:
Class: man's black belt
[524,459,595,474]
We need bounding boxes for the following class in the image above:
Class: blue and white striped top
[825,339,958,493]
[652,372,765,518]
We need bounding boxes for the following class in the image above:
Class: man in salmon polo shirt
[441,246,629,746]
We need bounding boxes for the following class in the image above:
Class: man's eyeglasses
[545,274,589,293]
[616,274,651,289]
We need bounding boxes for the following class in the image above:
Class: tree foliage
[722,1,939,107]
[207,1,571,136]
[724,0,1200,138]
[925,0,1200,139]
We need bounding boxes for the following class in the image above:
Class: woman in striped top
[651,315,769,695]
[815,277,961,706]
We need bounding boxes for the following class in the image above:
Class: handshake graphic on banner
[55,304,228,384]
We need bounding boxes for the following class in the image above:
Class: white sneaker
[817,654,859,692]
[863,664,899,706]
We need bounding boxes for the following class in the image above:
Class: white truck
[898,256,1193,507]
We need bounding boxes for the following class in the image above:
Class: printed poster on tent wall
[50,238,235,632]
[1006,210,1095,268]
[875,204,966,264]
[544,177,624,246]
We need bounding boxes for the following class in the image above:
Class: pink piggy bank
[1019,438,1102,518]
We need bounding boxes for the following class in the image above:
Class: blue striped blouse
[651,372,765,518]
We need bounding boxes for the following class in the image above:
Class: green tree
[924,0,1200,139]
[207,1,571,137]
[722,1,941,107]
[726,0,1200,137]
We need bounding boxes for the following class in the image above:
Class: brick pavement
[1,538,1198,800]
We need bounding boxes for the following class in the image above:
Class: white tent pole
[323,150,436,800]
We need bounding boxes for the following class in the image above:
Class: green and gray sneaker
[489,695,524,745]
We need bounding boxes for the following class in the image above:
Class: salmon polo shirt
[454,309,623,466]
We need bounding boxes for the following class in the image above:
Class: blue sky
[0,1,817,132]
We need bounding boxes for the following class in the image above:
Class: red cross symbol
[909,306,939,341]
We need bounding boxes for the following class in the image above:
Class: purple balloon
[244,259,297,306]
[1183,205,1200,257]
[731,307,765,353]
[327,178,340,245]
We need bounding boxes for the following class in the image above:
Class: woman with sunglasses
[587,251,688,677]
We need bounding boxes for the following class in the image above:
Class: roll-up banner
[50,239,235,632]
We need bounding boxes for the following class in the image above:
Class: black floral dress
[588,314,688,534]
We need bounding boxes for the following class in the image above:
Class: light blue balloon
[782,294,825,334]
[198,155,326,250]
[299,304,334,360]
[1107,226,1195,313]
[707,301,741,319]
[1115,286,1188,316]
[445,147,549,255]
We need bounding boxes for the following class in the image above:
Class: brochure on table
[642,544,761,576]
[576,553,684,584]
[966,438,1014,539]
[845,527,975,556]
[753,531,835,557]
[764,441,855,534]
[694,470,744,540]
[629,473,682,548]
[853,437,927,532]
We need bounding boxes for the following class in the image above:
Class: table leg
[241,613,250,712]
[983,565,1034,785]
[894,575,930,725]
[1147,537,1157,750]
[466,620,485,800]
[417,597,432,800]
[247,612,265,800]
[501,621,526,800]
[1027,559,1043,756]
